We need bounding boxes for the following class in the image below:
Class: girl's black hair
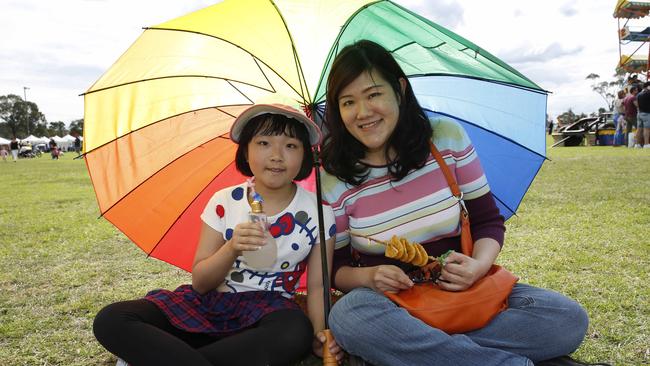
[235,113,313,181]
[322,40,433,186]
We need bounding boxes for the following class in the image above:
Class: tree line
[0,94,83,138]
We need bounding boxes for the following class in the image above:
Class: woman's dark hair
[235,113,313,181]
[322,40,433,186]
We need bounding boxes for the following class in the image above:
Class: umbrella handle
[322,329,337,366]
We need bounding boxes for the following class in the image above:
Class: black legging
[93,299,313,366]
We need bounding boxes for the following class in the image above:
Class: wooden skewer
[347,230,436,263]
[347,230,389,246]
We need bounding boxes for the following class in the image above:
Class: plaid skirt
[145,285,300,337]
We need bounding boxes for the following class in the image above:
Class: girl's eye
[286,143,299,149]
[340,100,353,107]
[369,92,381,99]
[256,140,268,146]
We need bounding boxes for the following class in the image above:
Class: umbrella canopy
[84,0,547,272]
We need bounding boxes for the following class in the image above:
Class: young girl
[94,104,343,366]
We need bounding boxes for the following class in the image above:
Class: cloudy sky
[0,0,633,125]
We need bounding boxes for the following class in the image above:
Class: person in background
[10,137,19,162]
[613,90,626,146]
[623,85,640,147]
[634,82,650,148]
[0,146,8,162]
[74,134,82,157]
[49,138,59,160]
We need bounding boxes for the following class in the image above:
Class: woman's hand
[369,265,413,293]
[227,222,266,255]
[436,251,489,291]
[313,331,345,363]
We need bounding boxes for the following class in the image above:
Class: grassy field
[0,144,648,366]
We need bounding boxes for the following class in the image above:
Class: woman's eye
[340,100,353,107]
[256,140,268,146]
[369,92,381,99]
[287,143,298,149]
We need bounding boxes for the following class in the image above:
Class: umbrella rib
[423,109,547,161]
[314,73,547,105]
[226,80,254,104]
[425,108,546,218]
[268,0,311,105]
[410,73,548,94]
[252,57,277,94]
[81,75,275,96]
[145,157,237,265]
[313,0,384,100]
[387,0,540,89]
[83,104,250,156]
[96,134,232,219]
[389,41,446,53]
[139,27,306,99]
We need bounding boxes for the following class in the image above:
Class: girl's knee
[93,303,121,344]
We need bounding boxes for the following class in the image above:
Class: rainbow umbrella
[84,0,546,274]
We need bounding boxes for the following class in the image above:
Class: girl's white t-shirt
[201,183,336,297]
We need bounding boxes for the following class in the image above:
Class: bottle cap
[251,193,264,213]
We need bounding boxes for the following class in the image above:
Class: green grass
[0,144,648,365]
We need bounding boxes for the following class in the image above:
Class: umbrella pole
[312,147,337,366]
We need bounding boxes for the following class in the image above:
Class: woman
[320,40,591,366]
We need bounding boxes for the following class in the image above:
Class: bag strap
[428,141,474,256]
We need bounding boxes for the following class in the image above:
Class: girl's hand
[227,222,266,255]
[313,331,344,363]
[369,265,413,293]
[437,251,489,291]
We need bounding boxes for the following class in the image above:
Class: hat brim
[230,104,321,146]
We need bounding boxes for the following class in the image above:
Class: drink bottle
[242,193,277,269]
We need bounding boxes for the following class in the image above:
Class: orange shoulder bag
[384,142,518,334]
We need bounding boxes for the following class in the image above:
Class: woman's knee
[329,288,387,344]
[562,299,589,351]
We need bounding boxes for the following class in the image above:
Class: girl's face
[246,128,304,192]
[337,69,404,165]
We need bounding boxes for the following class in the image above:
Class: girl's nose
[269,144,284,161]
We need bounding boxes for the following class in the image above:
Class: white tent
[0,137,11,145]
[22,135,41,144]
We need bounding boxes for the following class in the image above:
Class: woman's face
[337,69,404,165]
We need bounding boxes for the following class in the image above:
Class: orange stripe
[104,138,237,253]
[86,105,248,213]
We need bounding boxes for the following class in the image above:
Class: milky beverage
[242,193,277,269]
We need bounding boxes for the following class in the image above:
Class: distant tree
[557,108,588,126]
[69,118,84,136]
[32,123,49,137]
[0,94,47,138]
[586,73,624,111]
[48,121,68,136]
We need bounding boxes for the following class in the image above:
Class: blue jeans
[329,284,588,366]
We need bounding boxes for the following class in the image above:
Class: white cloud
[0,0,633,124]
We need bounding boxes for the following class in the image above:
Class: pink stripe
[353,167,451,217]
[456,155,485,185]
